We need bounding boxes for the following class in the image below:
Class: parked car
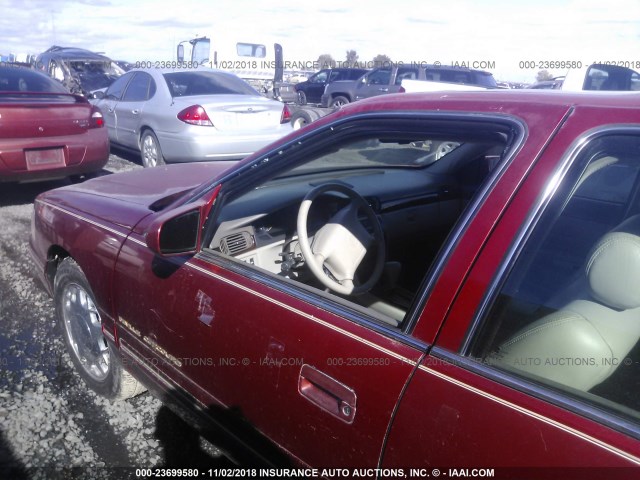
[31,90,640,472]
[35,46,125,96]
[321,64,498,107]
[91,67,293,167]
[295,68,369,105]
[0,66,108,182]
[275,81,297,103]
[114,60,134,72]
[561,63,640,91]
[528,77,565,89]
[529,65,640,91]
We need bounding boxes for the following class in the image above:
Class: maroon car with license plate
[0,65,108,182]
[30,90,640,476]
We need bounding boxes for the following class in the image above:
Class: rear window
[164,71,258,97]
[0,67,68,93]
[584,64,640,91]
[424,68,497,88]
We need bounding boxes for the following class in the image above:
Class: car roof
[38,46,112,62]
[345,89,640,113]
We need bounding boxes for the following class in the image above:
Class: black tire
[54,258,146,400]
[290,109,319,130]
[140,130,166,168]
[330,95,350,108]
[296,90,307,105]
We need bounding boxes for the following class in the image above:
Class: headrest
[586,215,640,310]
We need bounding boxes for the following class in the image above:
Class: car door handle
[298,364,356,423]
[131,109,140,115]
[378,87,389,92]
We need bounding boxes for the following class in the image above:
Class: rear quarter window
[0,67,68,93]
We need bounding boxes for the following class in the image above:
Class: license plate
[25,148,65,170]
[237,112,271,128]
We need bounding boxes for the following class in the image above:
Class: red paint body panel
[113,240,422,466]
[29,91,640,470]
[383,358,640,468]
[0,93,109,181]
[30,198,129,335]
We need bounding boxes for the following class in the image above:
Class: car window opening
[471,134,640,425]
[208,124,512,329]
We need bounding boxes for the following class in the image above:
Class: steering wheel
[296,183,386,295]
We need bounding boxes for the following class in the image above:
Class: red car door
[113,236,423,466]
[383,109,640,473]
[112,104,575,468]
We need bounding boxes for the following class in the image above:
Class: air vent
[219,231,255,255]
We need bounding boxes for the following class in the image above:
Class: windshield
[283,138,461,176]
[192,39,211,64]
[67,60,124,91]
[164,71,258,97]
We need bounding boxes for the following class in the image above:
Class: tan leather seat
[492,215,640,391]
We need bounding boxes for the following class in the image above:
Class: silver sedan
[92,67,293,167]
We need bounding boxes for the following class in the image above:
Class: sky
[2,0,640,83]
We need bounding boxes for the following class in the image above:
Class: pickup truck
[529,63,640,91]
[399,78,490,93]
[320,64,497,108]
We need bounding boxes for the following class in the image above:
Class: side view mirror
[177,44,185,63]
[147,209,200,255]
[91,90,105,100]
[145,185,221,256]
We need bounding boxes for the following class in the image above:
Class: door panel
[385,119,640,470]
[383,352,640,468]
[114,100,145,149]
[114,234,423,467]
[99,99,118,142]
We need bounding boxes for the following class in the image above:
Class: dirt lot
[0,152,227,479]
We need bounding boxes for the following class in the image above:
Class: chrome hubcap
[142,135,158,168]
[292,117,306,130]
[61,283,110,381]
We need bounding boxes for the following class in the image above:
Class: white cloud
[1,0,640,82]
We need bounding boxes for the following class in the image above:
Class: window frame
[194,111,525,348]
[236,42,266,58]
[462,125,640,439]
[104,71,134,101]
[121,72,155,102]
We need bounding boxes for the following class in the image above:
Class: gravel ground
[0,152,225,479]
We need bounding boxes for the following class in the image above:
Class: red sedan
[0,66,108,182]
[30,90,640,477]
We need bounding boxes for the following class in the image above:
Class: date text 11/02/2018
[137,467,497,478]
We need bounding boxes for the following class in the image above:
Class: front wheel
[330,95,350,108]
[296,91,307,105]
[54,258,146,400]
[140,130,166,168]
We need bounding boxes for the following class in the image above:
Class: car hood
[38,162,236,231]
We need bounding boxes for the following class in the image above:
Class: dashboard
[209,166,465,279]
